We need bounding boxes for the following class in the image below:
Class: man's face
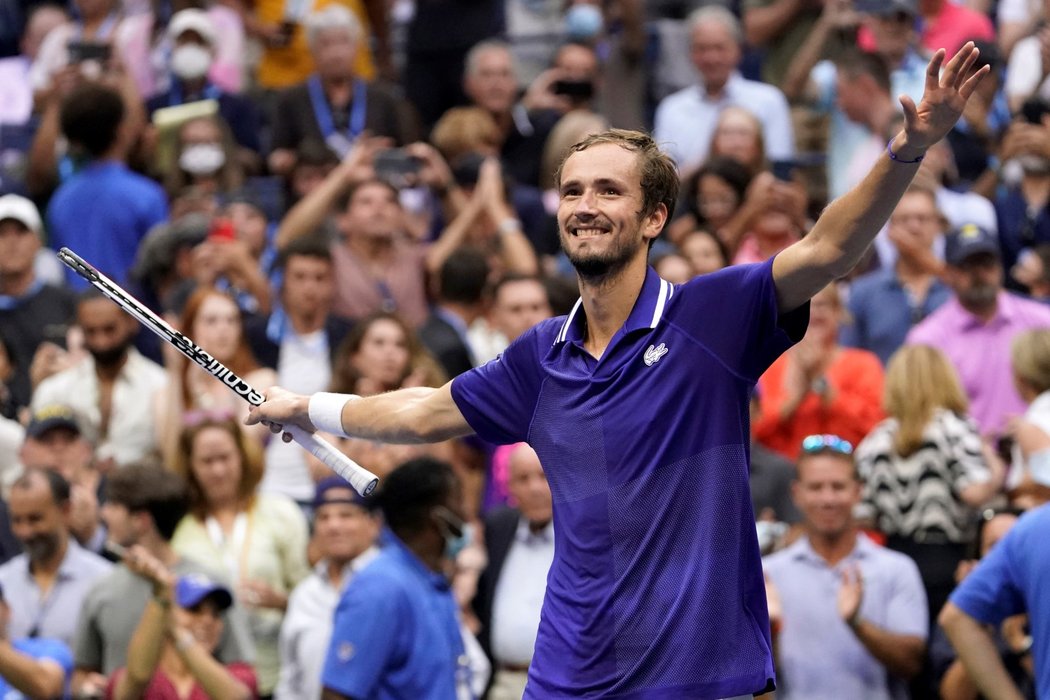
[464,47,518,116]
[888,191,942,251]
[100,501,137,548]
[835,73,869,124]
[281,255,334,318]
[689,21,741,89]
[492,279,551,342]
[946,253,1003,311]
[864,11,915,59]
[9,477,68,564]
[507,445,552,527]
[554,43,600,83]
[341,182,402,242]
[314,494,379,563]
[792,454,860,540]
[557,143,661,280]
[79,297,136,369]
[0,219,40,279]
[19,428,93,480]
[311,27,356,80]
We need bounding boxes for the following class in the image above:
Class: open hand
[897,42,989,156]
[837,564,864,628]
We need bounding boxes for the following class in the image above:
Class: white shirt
[262,329,332,502]
[31,348,167,467]
[1005,35,1050,105]
[275,547,379,700]
[653,72,795,173]
[490,519,555,667]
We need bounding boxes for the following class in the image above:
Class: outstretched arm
[939,603,1026,700]
[773,43,989,312]
[246,383,473,444]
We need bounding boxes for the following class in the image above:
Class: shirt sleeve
[72,592,103,670]
[320,572,405,698]
[884,554,930,639]
[450,324,548,445]
[673,258,809,383]
[949,528,1026,625]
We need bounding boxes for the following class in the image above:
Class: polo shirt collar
[554,268,674,345]
[953,291,1014,330]
[25,538,83,582]
[788,532,874,567]
[515,518,554,545]
[383,528,450,591]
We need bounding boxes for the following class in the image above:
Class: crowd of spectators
[0,0,1049,695]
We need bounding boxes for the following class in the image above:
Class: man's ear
[643,203,669,242]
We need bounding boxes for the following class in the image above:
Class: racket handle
[284,425,379,497]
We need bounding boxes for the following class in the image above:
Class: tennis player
[249,44,987,700]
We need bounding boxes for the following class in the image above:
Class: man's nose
[575,190,598,216]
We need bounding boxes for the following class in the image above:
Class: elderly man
[276,477,380,700]
[763,435,928,698]
[268,4,417,174]
[653,5,794,173]
[0,469,111,648]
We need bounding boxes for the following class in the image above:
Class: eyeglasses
[800,434,853,455]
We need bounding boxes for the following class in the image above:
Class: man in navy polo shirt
[250,44,988,700]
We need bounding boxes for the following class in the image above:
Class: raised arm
[246,383,473,444]
[773,44,989,312]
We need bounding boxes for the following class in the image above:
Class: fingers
[924,48,946,93]
[959,64,991,100]
[899,94,919,132]
[940,41,974,87]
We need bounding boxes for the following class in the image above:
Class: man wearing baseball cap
[275,476,379,700]
[0,194,76,412]
[908,223,1050,437]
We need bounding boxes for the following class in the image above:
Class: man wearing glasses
[763,434,928,699]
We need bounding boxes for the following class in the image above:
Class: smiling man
[248,44,987,699]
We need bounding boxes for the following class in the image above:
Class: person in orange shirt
[246,0,389,89]
[754,282,885,459]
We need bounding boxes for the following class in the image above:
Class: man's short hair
[370,457,457,537]
[795,440,860,482]
[439,248,489,304]
[556,129,680,226]
[304,4,362,50]
[274,233,333,273]
[105,464,190,541]
[464,39,513,79]
[60,83,124,158]
[12,468,71,506]
[493,273,548,303]
[835,49,892,96]
[340,178,400,213]
[686,5,743,45]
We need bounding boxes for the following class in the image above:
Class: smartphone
[374,149,422,179]
[553,79,594,100]
[208,217,237,243]
[771,160,798,182]
[1020,97,1050,125]
[67,40,111,64]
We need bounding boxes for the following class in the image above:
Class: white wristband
[308,393,358,436]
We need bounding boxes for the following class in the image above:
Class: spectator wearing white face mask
[161,113,246,200]
[144,10,261,156]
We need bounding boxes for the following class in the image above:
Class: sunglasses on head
[801,434,854,456]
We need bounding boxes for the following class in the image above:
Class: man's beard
[23,532,60,564]
[561,224,645,285]
[958,282,999,310]
[89,340,131,369]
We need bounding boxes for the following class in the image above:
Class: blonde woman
[170,414,310,697]
[1008,328,1050,507]
[855,344,1003,621]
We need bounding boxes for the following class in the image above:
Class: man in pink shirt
[907,224,1050,438]
[919,0,995,58]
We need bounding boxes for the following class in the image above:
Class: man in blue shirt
[939,503,1050,699]
[251,44,987,699]
[47,82,168,290]
[320,458,469,700]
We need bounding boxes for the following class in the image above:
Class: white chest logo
[644,343,668,366]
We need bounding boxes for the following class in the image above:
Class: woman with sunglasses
[854,344,1004,624]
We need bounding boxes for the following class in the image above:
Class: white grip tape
[284,424,379,496]
[308,392,356,436]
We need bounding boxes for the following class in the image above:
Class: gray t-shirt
[73,556,255,674]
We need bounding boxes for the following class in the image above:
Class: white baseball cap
[167,9,216,46]
[0,194,42,234]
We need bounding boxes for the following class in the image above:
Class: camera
[374,149,422,180]
[67,40,111,64]
[553,79,595,100]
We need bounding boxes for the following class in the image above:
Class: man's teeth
[574,228,607,236]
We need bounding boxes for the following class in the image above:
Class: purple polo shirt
[452,259,808,699]
[906,292,1050,435]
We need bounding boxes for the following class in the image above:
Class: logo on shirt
[336,641,355,663]
[643,343,668,366]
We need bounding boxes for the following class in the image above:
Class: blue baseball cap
[945,223,1000,266]
[313,475,368,510]
[175,574,233,610]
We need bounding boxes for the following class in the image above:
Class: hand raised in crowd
[894,43,989,158]
[999,121,1050,162]
[836,564,865,629]
[522,68,573,114]
[237,580,287,610]
[403,142,454,193]
[819,0,860,32]
[338,134,393,186]
[122,545,176,599]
